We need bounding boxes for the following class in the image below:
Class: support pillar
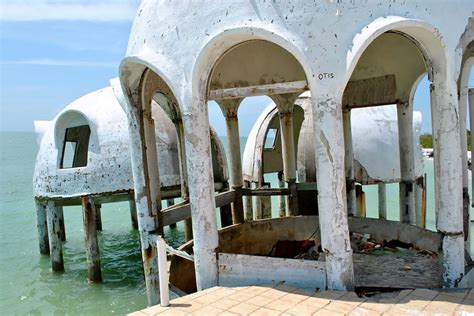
[343,109,357,217]
[470,89,474,208]
[217,99,244,224]
[183,94,219,290]
[378,183,387,220]
[459,88,469,241]
[95,204,102,231]
[82,196,102,282]
[129,199,138,229]
[278,171,286,217]
[431,82,464,287]
[272,94,299,216]
[58,206,66,242]
[312,93,354,290]
[397,101,416,224]
[176,118,193,241]
[243,180,253,221]
[125,75,163,305]
[46,200,64,272]
[35,199,49,255]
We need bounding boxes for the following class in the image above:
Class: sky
[0,0,473,136]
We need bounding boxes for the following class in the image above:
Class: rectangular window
[264,128,278,149]
[60,125,90,169]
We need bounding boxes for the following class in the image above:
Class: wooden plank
[218,253,326,289]
[343,75,397,108]
[162,202,191,227]
[209,81,308,100]
[215,190,235,208]
[166,244,194,261]
[242,188,290,196]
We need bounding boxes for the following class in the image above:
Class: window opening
[264,128,278,149]
[60,125,90,168]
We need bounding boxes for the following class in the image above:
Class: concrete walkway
[130,284,474,315]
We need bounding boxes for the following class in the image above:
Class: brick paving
[130,284,474,315]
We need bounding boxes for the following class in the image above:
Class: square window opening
[60,125,91,169]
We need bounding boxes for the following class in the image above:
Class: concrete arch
[119,56,183,118]
[191,26,314,106]
[344,16,464,287]
[344,16,448,95]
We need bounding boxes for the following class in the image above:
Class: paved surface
[130,284,474,315]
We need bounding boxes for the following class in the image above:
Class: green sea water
[0,131,472,315]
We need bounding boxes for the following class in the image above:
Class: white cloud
[2,58,117,68]
[0,1,139,22]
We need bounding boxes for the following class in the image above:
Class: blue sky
[0,0,472,136]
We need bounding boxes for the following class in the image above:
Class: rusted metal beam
[209,80,308,100]
[82,196,102,283]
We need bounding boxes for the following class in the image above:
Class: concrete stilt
[378,183,387,220]
[129,199,138,229]
[95,204,102,231]
[57,206,66,242]
[278,171,286,217]
[343,109,356,217]
[431,82,464,287]
[46,200,64,272]
[125,72,164,305]
[272,94,299,216]
[459,89,469,241]
[397,101,416,225]
[470,89,474,208]
[35,199,50,255]
[183,94,219,290]
[82,196,102,282]
[312,94,354,290]
[176,119,193,241]
[243,180,253,220]
[217,99,244,224]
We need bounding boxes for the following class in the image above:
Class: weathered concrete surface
[119,0,473,300]
[35,199,49,255]
[46,201,63,272]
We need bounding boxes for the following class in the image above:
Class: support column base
[441,234,465,288]
[325,251,354,291]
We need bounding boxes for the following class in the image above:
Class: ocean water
[0,131,472,315]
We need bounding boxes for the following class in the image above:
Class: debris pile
[270,233,437,261]
[350,232,438,258]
